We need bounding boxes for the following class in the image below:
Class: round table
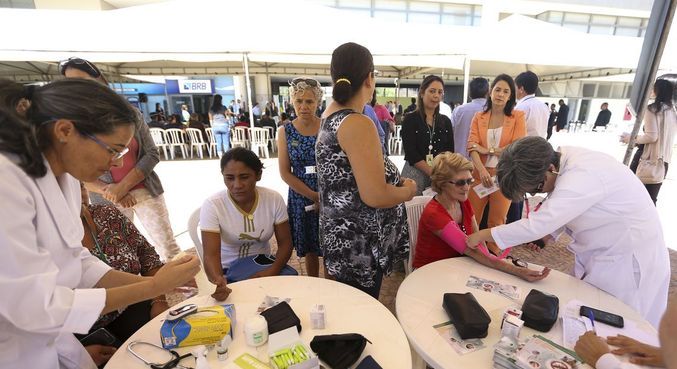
[106,276,411,369]
[395,257,657,369]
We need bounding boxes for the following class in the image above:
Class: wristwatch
[472,144,477,150]
[489,147,495,154]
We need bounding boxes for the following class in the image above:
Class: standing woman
[467,74,526,255]
[316,42,416,298]
[401,75,455,195]
[0,79,199,369]
[277,77,323,277]
[209,94,233,158]
[621,78,676,204]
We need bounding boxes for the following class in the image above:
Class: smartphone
[579,305,624,328]
[79,327,120,347]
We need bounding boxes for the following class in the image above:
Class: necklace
[426,114,436,153]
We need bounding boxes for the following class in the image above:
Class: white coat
[492,146,670,328]
[0,153,110,369]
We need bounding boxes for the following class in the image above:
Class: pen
[587,310,597,334]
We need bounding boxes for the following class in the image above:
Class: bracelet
[150,298,167,306]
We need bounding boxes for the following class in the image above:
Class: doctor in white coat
[466,136,670,328]
[0,78,200,369]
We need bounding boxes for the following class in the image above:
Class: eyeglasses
[290,77,319,87]
[58,57,102,78]
[448,178,474,187]
[79,130,129,160]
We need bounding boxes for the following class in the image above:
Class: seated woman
[201,147,295,301]
[79,184,168,365]
[412,152,550,282]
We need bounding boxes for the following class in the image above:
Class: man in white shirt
[514,71,549,138]
[451,77,488,158]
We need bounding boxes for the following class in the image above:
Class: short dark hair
[558,99,565,104]
[514,71,539,95]
[484,74,517,116]
[410,97,416,104]
[469,77,489,99]
[220,147,264,173]
[330,42,374,105]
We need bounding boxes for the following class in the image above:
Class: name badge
[425,154,434,166]
[291,139,300,147]
[305,166,316,174]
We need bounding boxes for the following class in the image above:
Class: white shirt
[200,186,288,269]
[635,105,677,163]
[485,127,503,168]
[491,146,670,327]
[0,153,110,369]
[515,94,550,138]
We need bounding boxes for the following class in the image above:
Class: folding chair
[205,128,217,158]
[404,195,433,275]
[185,128,208,159]
[250,127,270,158]
[149,128,170,160]
[231,127,249,149]
[164,128,188,159]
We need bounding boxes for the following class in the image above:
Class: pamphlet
[433,321,485,355]
[472,176,499,198]
[466,275,520,299]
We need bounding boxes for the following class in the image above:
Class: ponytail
[0,107,46,177]
[330,42,373,105]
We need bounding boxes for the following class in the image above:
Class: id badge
[305,165,316,174]
[426,154,434,166]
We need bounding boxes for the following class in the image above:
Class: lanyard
[426,114,436,154]
[524,194,549,218]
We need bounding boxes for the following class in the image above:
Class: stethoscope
[127,341,194,369]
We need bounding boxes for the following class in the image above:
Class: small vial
[217,335,232,361]
[310,304,326,329]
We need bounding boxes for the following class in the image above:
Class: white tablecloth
[396,257,657,369]
[106,275,411,369]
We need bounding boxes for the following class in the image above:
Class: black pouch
[355,355,383,369]
[521,289,559,332]
[260,301,301,334]
[310,333,370,369]
[442,292,491,339]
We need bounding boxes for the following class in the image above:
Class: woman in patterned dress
[316,42,417,298]
[277,77,323,277]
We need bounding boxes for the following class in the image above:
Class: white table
[396,257,657,369]
[106,276,411,369]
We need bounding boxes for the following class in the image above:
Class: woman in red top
[412,152,550,282]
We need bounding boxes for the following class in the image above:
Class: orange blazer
[467,110,526,165]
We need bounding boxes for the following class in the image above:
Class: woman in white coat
[0,79,200,369]
[465,136,670,328]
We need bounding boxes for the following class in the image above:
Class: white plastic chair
[264,126,277,152]
[404,195,433,275]
[205,127,217,158]
[231,127,249,149]
[164,128,188,159]
[250,127,270,158]
[187,208,204,267]
[390,125,403,155]
[149,128,170,160]
[185,128,208,159]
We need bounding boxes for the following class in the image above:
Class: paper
[561,316,591,349]
[466,275,520,299]
[515,335,583,369]
[472,176,499,198]
[433,321,486,355]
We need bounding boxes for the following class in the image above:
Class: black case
[521,289,559,332]
[260,301,302,334]
[442,292,491,339]
[310,333,370,369]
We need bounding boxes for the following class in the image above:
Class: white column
[254,74,271,105]
[463,57,471,104]
[233,75,245,103]
[243,54,255,129]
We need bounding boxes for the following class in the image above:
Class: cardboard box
[267,327,319,369]
[160,304,236,349]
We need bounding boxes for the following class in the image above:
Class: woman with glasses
[0,78,199,369]
[277,77,323,277]
[467,74,526,255]
[401,75,455,195]
[413,152,550,282]
[465,136,670,328]
[60,57,182,262]
[316,42,416,298]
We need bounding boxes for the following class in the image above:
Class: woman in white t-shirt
[200,147,294,301]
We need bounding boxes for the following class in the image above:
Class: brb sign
[178,79,212,94]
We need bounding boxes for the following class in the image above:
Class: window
[375,0,406,11]
[374,10,407,22]
[442,14,472,26]
[589,25,614,35]
[442,3,472,16]
[564,12,590,24]
[582,84,596,98]
[547,11,564,23]
[408,12,440,24]
[409,1,439,12]
[597,84,611,97]
[617,17,642,27]
[591,15,615,25]
[615,27,640,37]
[563,23,589,33]
[338,0,370,8]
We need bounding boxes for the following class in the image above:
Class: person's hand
[211,276,232,301]
[479,168,493,188]
[117,194,137,208]
[151,255,200,295]
[149,299,170,319]
[102,183,128,204]
[607,335,664,367]
[516,266,551,282]
[309,191,320,204]
[575,331,610,365]
[465,231,484,250]
[85,345,117,366]
[401,178,417,200]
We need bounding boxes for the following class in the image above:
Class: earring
[59,139,66,144]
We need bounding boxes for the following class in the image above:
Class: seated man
[200,148,295,301]
[413,152,550,282]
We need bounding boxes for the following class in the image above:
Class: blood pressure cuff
[225,254,298,283]
[310,333,370,369]
[521,289,559,332]
[260,301,301,334]
[443,292,491,339]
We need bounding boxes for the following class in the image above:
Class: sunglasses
[448,178,474,187]
[58,57,102,78]
[290,77,320,87]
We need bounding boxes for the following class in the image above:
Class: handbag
[310,333,370,369]
[521,289,559,332]
[636,109,668,184]
[442,292,491,339]
[259,301,302,334]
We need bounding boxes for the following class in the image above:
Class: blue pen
[587,310,597,334]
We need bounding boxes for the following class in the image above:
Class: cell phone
[254,254,275,265]
[79,327,120,347]
[579,305,624,328]
[166,303,198,321]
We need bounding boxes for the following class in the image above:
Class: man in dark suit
[556,99,570,132]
